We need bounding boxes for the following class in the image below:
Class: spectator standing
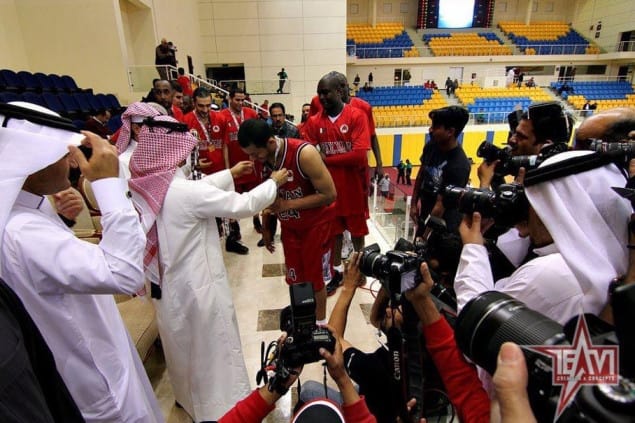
[353,73,361,90]
[379,174,390,199]
[405,158,413,185]
[276,68,288,94]
[445,77,453,96]
[176,67,193,97]
[368,72,373,87]
[155,38,174,80]
[396,160,405,184]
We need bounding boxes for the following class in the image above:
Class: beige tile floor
[146,218,389,423]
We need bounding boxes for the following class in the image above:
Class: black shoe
[226,238,249,255]
[257,238,265,247]
[326,270,343,296]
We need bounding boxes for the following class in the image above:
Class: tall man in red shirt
[220,87,260,254]
[303,72,370,293]
[238,119,336,322]
[184,87,225,175]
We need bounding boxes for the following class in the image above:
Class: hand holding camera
[459,212,485,246]
[69,131,119,181]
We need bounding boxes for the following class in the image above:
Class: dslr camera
[360,218,457,310]
[477,141,569,177]
[455,286,635,422]
[443,183,529,228]
[278,283,335,368]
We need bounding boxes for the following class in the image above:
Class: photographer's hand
[493,342,537,423]
[319,326,360,406]
[478,160,499,188]
[405,263,441,326]
[459,212,484,245]
[69,131,119,181]
[342,251,363,289]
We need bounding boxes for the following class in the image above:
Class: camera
[589,139,635,161]
[360,243,423,296]
[359,219,458,312]
[477,141,569,177]
[278,283,335,368]
[455,288,635,422]
[443,183,529,228]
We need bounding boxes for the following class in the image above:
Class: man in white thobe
[0,102,163,422]
[456,150,630,325]
[129,115,289,422]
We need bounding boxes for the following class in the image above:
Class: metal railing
[616,40,635,52]
[347,45,416,58]
[514,43,594,55]
[217,79,292,95]
[368,180,415,244]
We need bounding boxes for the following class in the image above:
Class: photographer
[478,103,573,190]
[218,330,376,423]
[313,253,489,423]
[455,150,631,325]
[411,106,470,236]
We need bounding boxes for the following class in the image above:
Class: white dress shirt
[455,243,585,325]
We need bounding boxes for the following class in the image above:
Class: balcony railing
[616,40,635,52]
[217,79,292,95]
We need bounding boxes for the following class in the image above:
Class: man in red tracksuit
[183,87,225,175]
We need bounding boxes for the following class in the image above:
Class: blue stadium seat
[42,92,66,115]
[58,92,82,117]
[21,92,47,108]
[0,92,22,103]
[17,71,40,92]
[0,69,23,92]
[61,75,80,93]
[34,72,55,92]
[48,74,67,93]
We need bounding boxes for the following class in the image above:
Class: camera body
[360,243,424,296]
[279,283,335,368]
[477,141,569,177]
[443,183,529,228]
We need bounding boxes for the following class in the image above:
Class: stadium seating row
[1,69,83,94]
[0,91,123,118]
[356,86,434,107]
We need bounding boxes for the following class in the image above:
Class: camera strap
[524,151,626,187]
[386,325,413,422]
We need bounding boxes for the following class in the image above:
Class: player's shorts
[330,214,369,238]
[281,219,332,292]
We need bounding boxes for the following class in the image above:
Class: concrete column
[525,0,533,25]
[370,0,377,27]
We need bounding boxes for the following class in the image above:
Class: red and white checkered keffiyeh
[115,102,161,154]
[128,115,197,287]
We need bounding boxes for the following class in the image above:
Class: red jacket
[218,389,377,423]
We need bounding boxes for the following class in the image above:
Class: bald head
[575,107,635,149]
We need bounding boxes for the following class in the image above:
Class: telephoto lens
[455,291,566,375]
[455,291,566,421]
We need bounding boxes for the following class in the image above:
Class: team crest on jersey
[340,124,349,134]
[212,125,220,132]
